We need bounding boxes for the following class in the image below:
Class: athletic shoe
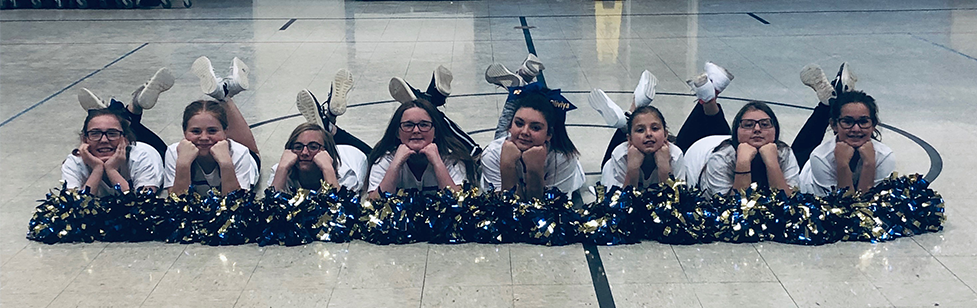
[484,63,525,88]
[799,64,834,105]
[223,57,249,98]
[431,65,452,96]
[516,53,544,82]
[687,73,716,103]
[133,67,175,110]
[389,77,417,104]
[191,56,225,100]
[633,70,657,108]
[704,62,733,93]
[588,89,627,129]
[327,68,354,117]
[78,88,107,111]
[831,62,857,94]
[296,89,327,131]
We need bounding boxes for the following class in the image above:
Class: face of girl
[834,102,874,148]
[293,130,325,172]
[736,109,777,148]
[85,115,125,160]
[184,112,227,156]
[628,112,667,154]
[509,107,551,151]
[398,107,435,151]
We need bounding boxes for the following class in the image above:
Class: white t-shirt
[800,138,896,196]
[480,136,585,194]
[163,139,259,195]
[682,135,729,187]
[267,145,368,193]
[601,142,686,188]
[700,140,800,196]
[367,152,467,193]
[61,142,163,196]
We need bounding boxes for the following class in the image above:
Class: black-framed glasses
[837,116,874,129]
[739,118,773,129]
[85,129,123,141]
[399,121,433,132]
[289,142,323,153]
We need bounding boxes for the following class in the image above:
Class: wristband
[734,170,751,174]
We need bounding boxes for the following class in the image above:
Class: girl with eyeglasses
[366,99,476,199]
[163,56,260,195]
[268,70,369,193]
[480,88,585,199]
[684,62,857,196]
[62,68,174,196]
[799,90,894,196]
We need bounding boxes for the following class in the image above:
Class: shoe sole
[330,68,354,116]
[433,65,452,96]
[389,77,417,104]
[136,67,175,110]
[688,73,716,103]
[643,70,658,103]
[485,63,522,88]
[799,64,833,103]
[588,89,625,128]
[191,56,220,96]
[232,57,250,91]
[78,88,105,111]
[296,89,325,129]
[523,54,544,76]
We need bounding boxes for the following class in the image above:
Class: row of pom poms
[27,174,944,246]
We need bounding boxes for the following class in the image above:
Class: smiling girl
[800,91,894,196]
[366,99,476,199]
[163,56,259,195]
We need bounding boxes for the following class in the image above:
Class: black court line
[279,18,296,31]
[0,42,149,128]
[911,34,977,63]
[747,13,770,24]
[518,16,546,87]
[3,7,976,23]
[518,15,612,307]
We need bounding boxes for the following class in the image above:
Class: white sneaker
[223,57,250,98]
[687,73,716,103]
[296,89,327,130]
[328,68,354,117]
[484,63,525,88]
[588,89,627,129]
[633,70,657,108]
[78,88,107,111]
[191,56,224,100]
[831,62,857,94]
[704,62,733,94]
[516,53,544,82]
[133,67,175,110]
[800,64,834,105]
[432,65,452,96]
[389,77,417,104]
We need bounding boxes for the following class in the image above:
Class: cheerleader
[366,97,477,199]
[268,69,368,193]
[800,90,894,196]
[479,83,585,198]
[587,73,686,188]
[62,68,174,196]
[163,56,259,195]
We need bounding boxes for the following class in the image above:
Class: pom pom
[643,180,717,244]
[711,184,778,243]
[575,185,639,246]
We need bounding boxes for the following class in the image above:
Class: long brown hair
[80,109,136,145]
[285,122,341,172]
[366,99,477,188]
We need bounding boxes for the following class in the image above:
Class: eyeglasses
[289,142,323,153]
[85,129,123,141]
[739,118,773,129]
[399,121,433,132]
[837,116,874,129]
